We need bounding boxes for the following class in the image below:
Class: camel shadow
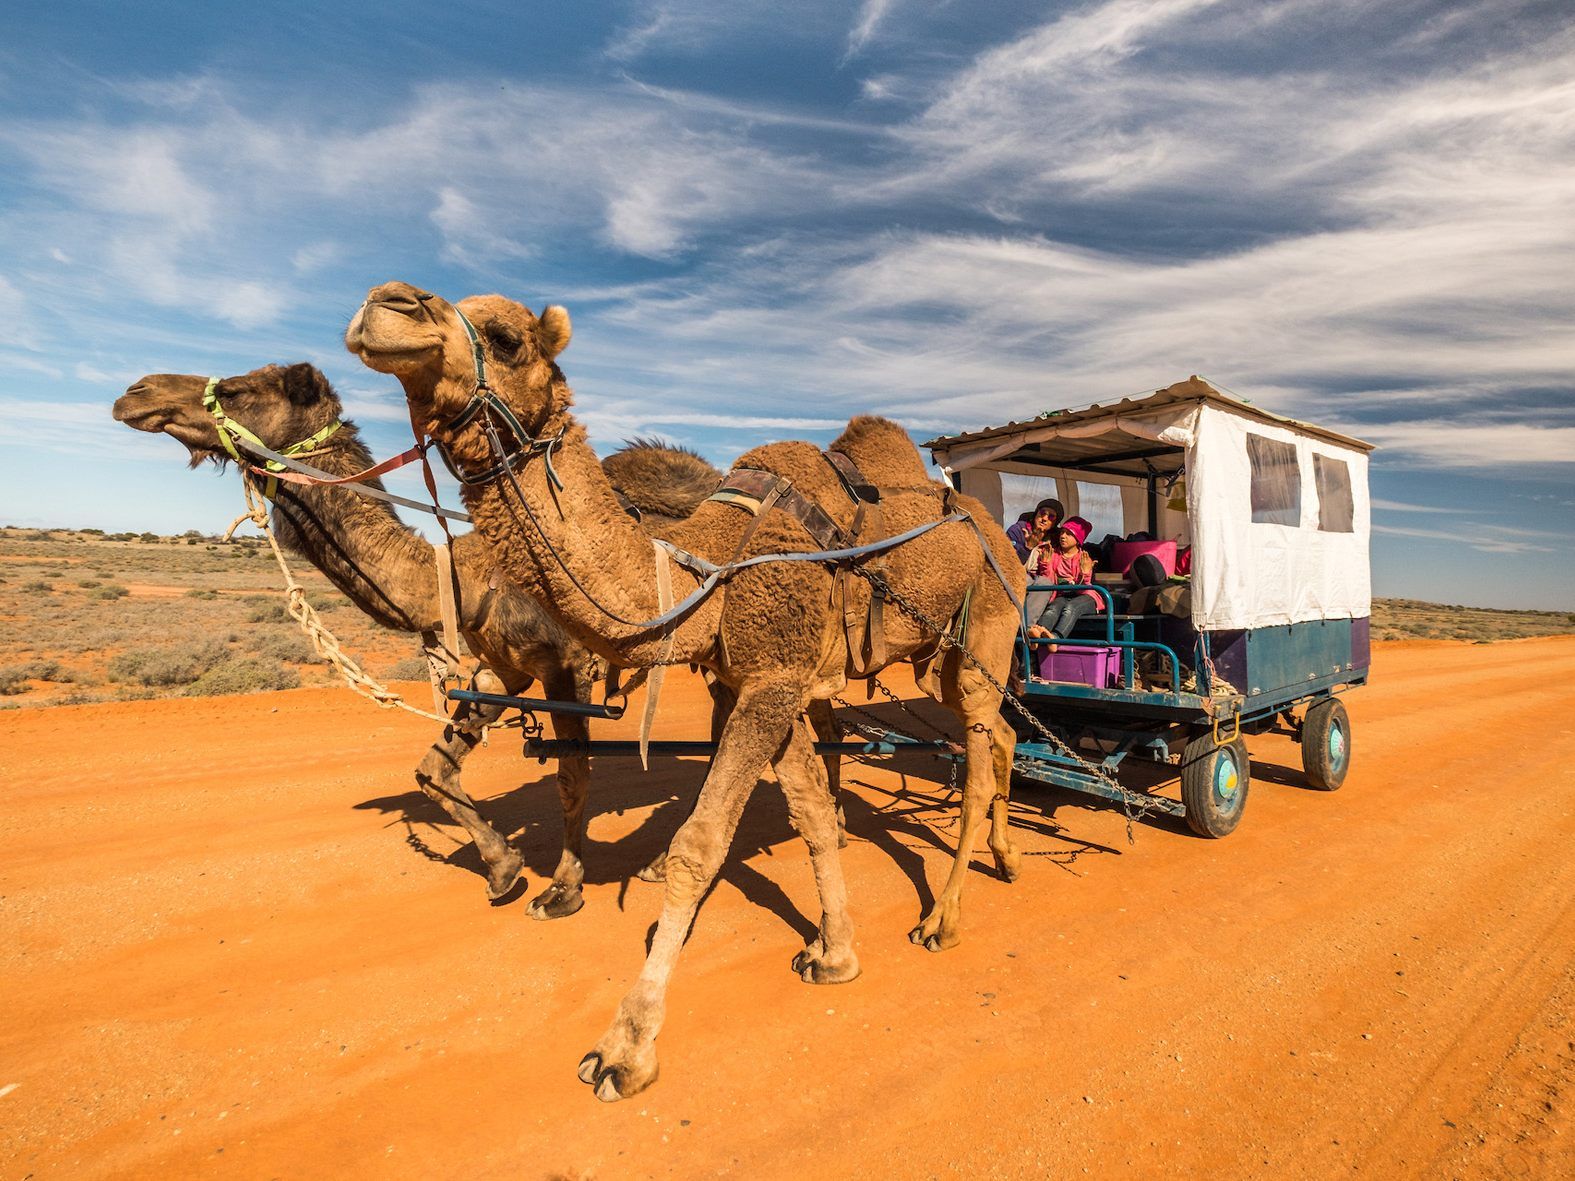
[352,690,1131,928]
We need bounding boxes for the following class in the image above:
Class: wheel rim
[1213,749,1241,808]
[1328,719,1347,770]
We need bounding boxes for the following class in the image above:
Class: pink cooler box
[1037,646,1121,688]
[1107,539,1177,578]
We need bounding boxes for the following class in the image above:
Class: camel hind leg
[776,711,859,982]
[910,603,1022,951]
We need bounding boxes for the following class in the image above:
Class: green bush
[108,640,229,687]
[186,658,300,697]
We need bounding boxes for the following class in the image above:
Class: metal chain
[852,566,1158,842]
[830,687,963,794]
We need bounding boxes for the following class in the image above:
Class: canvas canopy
[925,377,1374,631]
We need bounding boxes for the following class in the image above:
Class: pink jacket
[1029,546,1100,605]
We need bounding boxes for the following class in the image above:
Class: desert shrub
[21,581,52,593]
[43,570,62,579]
[138,532,159,543]
[81,528,104,536]
[92,585,130,600]
[386,656,431,680]
[0,667,30,695]
[251,630,317,663]
[247,601,291,623]
[185,588,219,600]
[77,579,101,589]
[23,659,68,682]
[108,640,229,687]
[56,690,106,705]
[186,658,300,697]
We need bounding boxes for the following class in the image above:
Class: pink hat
[1061,516,1091,545]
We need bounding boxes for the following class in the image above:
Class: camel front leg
[413,696,523,901]
[527,669,591,920]
[775,714,860,983]
[635,676,737,883]
[578,678,805,1103]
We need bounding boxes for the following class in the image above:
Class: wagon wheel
[1301,698,1351,791]
[1180,731,1250,838]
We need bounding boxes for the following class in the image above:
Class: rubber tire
[1301,698,1351,791]
[1181,732,1250,838]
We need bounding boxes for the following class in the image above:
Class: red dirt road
[4,639,1573,1179]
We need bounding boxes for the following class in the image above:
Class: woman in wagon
[1006,497,1064,563]
[1026,516,1101,641]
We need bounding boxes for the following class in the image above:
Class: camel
[112,362,726,918]
[346,282,1028,1101]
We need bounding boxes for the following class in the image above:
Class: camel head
[346,281,573,440]
[114,363,345,468]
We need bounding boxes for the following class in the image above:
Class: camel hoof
[578,1051,657,1102]
[791,947,861,985]
[595,1074,625,1103]
[527,884,585,921]
[485,853,526,902]
[635,854,667,883]
[923,931,960,953]
[994,852,1022,884]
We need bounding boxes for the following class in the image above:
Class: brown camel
[346,283,1028,1101]
[113,362,730,918]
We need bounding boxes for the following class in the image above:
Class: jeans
[1035,594,1097,637]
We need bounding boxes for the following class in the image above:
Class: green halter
[202,376,344,498]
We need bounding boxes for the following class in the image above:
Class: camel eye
[486,324,523,359]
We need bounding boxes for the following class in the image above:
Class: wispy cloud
[1371,497,1454,513]
[1374,520,1557,555]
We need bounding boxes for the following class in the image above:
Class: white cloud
[1371,498,1454,513]
[845,0,897,60]
[1358,422,1575,467]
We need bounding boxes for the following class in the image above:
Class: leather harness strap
[639,539,678,770]
[706,450,905,676]
[823,450,888,673]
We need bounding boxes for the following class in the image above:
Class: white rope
[235,472,462,726]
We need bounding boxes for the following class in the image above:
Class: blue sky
[1,0,1571,609]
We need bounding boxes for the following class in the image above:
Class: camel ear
[536,305,571,359]
[281,363,327,406]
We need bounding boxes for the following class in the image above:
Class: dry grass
[3,526,1569,709]
[1372,598,1575,643]
[0,526,422,708]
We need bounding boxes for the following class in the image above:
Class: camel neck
[267,436,440,633]
[452,405,712,665]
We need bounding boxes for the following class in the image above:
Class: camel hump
[829,415,931,488]
[603,437,723,522]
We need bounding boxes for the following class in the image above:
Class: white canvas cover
[938,395,1371,631]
